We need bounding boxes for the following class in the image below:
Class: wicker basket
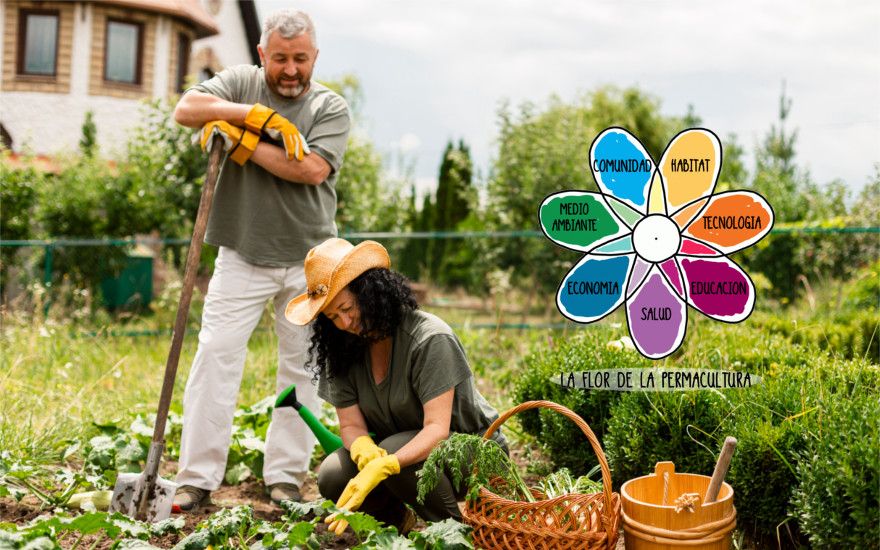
[462,400,621,550]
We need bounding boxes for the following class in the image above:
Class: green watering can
[275,384,343,453]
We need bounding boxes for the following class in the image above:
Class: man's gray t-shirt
[318,310,507,447]
[191,65,351,266]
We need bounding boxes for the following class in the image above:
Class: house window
[176,33,191,92]
[104,19,143,84]
[17,10,60,76]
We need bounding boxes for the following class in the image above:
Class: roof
[92,0,219,38]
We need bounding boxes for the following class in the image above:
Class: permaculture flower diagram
[540,127,774,359]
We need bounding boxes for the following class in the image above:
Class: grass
[0,292,559,466]
[0,311,279,464]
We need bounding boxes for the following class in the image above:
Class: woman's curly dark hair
[307,268,418,381]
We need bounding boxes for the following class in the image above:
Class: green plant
[723,356,878,544]
[603,390,730,488]
[0,510,183,549]
[417,433,534,504]
[791,395,880,548]
[512,326,648,475]
[535,466,602,498]
[80,110,97,158]
[0,155,42,300]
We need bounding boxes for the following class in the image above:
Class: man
[171,8,350,511]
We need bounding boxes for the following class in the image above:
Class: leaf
[334,509,386,537]
[62,442,81,462]
[280,499,327,521]
[355,531,417,550]
[284,521,315,546]
[409,519,473,550]
[150,516,185,537]
[224,463,252,485]
[49,512,122,538]
[111,516,151,539]
[20,537,57,550]
[113,539,162,549]
[86,436,117,471]
[171,530,211,550]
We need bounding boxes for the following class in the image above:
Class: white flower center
[632,215,681,263]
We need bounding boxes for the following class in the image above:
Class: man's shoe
[267,482,302,505]
[173,485,211,512]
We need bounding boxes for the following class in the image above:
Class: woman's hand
[326,454,401,534]
[350,435,388,470]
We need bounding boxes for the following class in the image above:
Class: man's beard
[269,73,307,98]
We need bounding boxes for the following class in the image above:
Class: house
[0,0,260,157]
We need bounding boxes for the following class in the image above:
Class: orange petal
[683,191,774,253]
[659,129,721,211]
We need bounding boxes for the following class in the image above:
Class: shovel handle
[705,436,737,504]
[149,134,224,444]
[135,135,223,521]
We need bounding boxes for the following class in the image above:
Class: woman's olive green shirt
[318,310,506,446]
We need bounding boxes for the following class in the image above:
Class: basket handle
[482,400,616,536]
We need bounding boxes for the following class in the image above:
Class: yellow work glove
[244,103,310,161]
[199,120,259,166]
[349,435,388,471]
[326,454,400,535]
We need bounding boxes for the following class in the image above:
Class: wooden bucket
[621,462,736,550]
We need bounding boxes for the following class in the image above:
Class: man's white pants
[176,247,320,490]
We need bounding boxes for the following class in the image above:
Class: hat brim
[284,240,391,325]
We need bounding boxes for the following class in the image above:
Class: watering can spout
[275,384,343,454]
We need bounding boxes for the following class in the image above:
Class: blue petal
[557,254,632,322]
[590,128,655,213]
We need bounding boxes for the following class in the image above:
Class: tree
[429,139,474,283]
[79,110,97,158]
[481,86,690,295]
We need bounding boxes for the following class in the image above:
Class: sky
[256,0,880,198]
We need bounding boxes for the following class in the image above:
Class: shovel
[110,135,225,522]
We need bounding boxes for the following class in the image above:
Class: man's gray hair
[260,9,316,50]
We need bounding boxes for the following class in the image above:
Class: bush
[791,394,880,548]
[724,357,879,544]
[753,311,879,362]
[0,155,41,298]
[512,325,650,476]
[603,389,730,488]
[844,259,880,311]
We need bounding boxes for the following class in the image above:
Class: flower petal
[557,254,632,322]
[626,268,687,359]
[659,259,684,297]
[678,237,722,257]
[602,195,644,229]
[647,171,667,215]
[671,197,708,230]
[590,127,655,213]
[626,257,652,298]
[680,257,755,322]
[658,129,721,212]
[682,191,774,254]
[592,234,633,255]
[540,191,628,252]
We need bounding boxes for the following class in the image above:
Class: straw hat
[285,238,391,325]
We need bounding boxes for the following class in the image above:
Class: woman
[285,238,506,533]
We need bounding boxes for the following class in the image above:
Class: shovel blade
[110,472,178,522]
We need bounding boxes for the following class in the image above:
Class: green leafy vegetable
[417,433,533,504]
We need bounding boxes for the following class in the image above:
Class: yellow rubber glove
[199,120,259,166]
[349,435,388,471]
[326,454,400,535]
[244,103,310,161]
